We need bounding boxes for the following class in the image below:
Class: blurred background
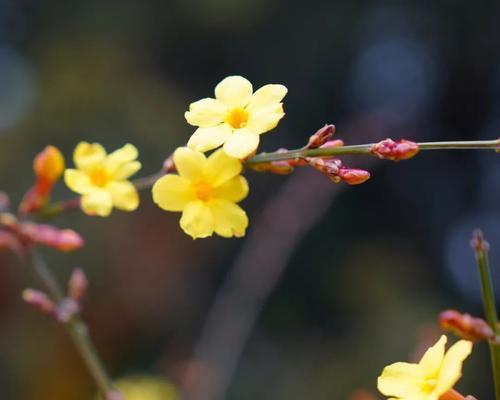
[0,0,499,399]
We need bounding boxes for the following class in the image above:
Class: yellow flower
[377,335,473,400]
[152,147,249,239]
[64,142,141,217]
[185,75,287,159]
[97,376,178,400]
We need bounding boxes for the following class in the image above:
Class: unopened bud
[337,167,371,185]
[163,156,175,173]
[307,124,335,149]
[22,289,55,314]
[55,298,80,322]
[34,145,65,182]
[439,309,494,342]
[0,192,9,212]
[68,268,88,301]
[371,138,419,161]
[320,139,344,149]
[306,157,343,182]
[470,229,490,252]
[19,222,84,252]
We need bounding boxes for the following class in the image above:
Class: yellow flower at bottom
[377,335,472,400]
[64,142,141,217]
[97,376,178,400]
[152,147,249,239]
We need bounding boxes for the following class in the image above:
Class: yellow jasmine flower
[64,142,141,217]
[152,147,249,239]
[377,335,473,400]
[97,376,178,400]
[185,75,287,159]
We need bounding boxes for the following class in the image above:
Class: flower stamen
[225,108,249,129]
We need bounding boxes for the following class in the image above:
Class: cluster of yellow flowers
[63,75,287,239]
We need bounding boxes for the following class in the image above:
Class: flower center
[195,181,213,202]
[89,168,109,187]
[226,108,249,129]
[422,378,438,393]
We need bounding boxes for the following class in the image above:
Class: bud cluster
[370,138,419,161]
[23,268,88,322]
[306,157,370,185]
[0,213,83,254]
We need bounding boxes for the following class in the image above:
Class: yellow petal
[64,169,93,194]
[419,335,447,378]
[74,142,107,172]
[210,199,248,238]
[173,147,206,181]
[107,180,139,211]
[187,124,232,153]
[246,103,285,134]
[152,174,195,211]
[204,148,243,186]
[246,84,287,113]
[180,200,214,239]
[215,76,253,108]
[112,160,142,180]
[81,189,113,217]
[222,129,259,159]
[434,340,472,395]
[185,98,228,127]
[377,362,425,398]
[213,176,248,202]
[107,143,138,163]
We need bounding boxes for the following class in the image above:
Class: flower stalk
[246,138,500,165]
[471,230,500,400]
[28,251,117,398]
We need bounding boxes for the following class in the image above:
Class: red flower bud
[22,289,55,314]
[33,145,65,183]
[68,268,88,301]
[371,138,419,161]
[439,309,494,342]
[307,124,335,149]
[337,167,371,185]
[19,222,84,252]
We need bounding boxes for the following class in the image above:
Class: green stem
[246,138,500,164]
[471,230,500,400]
[29,251,116,398]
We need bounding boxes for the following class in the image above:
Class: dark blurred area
[0,1,499,399]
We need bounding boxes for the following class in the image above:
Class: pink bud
[337,168,371,185]
[0,192,9,212]
[370,138,419,161]
[68,268,88,301]
[55,298,80,322]
[106,391,125,400]
[307,124,335,149]
[19,222,84,252]
[22,289,55,314]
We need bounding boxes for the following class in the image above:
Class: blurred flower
[152,147,248,239]
[378,335,472,400]
[97,376,178,400]
[64,142,141,217]
[185,75,287,158]
[439,309,494,343]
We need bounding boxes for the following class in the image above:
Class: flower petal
[246,103,285,134]
[204,148,243,186]
[107,143,138,163]
[222,129,259,159]
[215,76,253,108]
[74,142,107,172]
[185,98,228,127]
[64,169,93,194]
[180,200,214,239]
[107,180,140,211]
[434,340,472,396]
[173,147,206,181]
[210,199,248,238]
[377,362,425,398]
[80,189,113,217]
[152,175,195,211]
[419,335,447,379]
[246,84,287,113]
[112,160,142,180]
[187,124,232,153]
[213,176,248,202]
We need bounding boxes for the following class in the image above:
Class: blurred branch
[27,251,120,399]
